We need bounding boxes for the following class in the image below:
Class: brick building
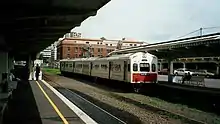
[57,37,147,60]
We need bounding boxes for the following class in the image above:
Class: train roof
[60,57,99,62]
[60,52,155,62]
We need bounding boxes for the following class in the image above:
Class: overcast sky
[72,0,220,43]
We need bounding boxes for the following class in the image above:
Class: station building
[56,36,147,60]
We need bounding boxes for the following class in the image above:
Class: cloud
[72,0,220,43]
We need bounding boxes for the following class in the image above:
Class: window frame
[152,63,156,72]
[139,63,150,72]
[133,63,138,71]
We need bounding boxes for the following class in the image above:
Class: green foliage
[42,68,60,75]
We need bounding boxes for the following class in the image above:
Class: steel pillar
[217,66,219,75]
[183,62,186,68]
[159,62,163,71]
[0,52,8,81]
[168,60,174,74]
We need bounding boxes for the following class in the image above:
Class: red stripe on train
[132,73,157,83]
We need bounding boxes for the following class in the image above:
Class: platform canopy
[112,33,220,60]
[0,0,110,60]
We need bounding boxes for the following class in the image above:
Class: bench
[174,76,205,87]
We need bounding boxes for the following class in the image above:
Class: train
[60,52,158,92]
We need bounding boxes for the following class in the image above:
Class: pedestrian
[35,64,41,81]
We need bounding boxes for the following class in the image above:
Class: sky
[72,0,220,43]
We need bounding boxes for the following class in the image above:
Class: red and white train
[60,52,158,92]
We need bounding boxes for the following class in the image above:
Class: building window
[67,54,70,58]
[86,42,89,44]
[110,44,112,46]
[75,48,78,52]
[106,44,108,46]
[97,42,99,44]
[98,48,101,53]
[67,47,70,51]
[130,44,132,46]
[100,42,102,44]
[134,44,137,46]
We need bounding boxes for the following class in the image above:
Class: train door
[73,62,75,73]
[127,61,131,82]
[90,62,93,76]
[124,61,127,81]
[109,61,112,79]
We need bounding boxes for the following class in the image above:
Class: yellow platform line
[36,81,69,124]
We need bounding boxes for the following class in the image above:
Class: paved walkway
[2,80,85,124]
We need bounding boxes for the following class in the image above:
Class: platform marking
[36,81,69,124]
[41,80,98,124]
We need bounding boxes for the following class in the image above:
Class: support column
[195,64,198,70]
[0,52,8,81]
[159,62,163,71]
[182,62,186,68]
[8,56,14,72]
[168,60,174,74]
[216,66,219,75]
[168,60,174,83]
[27,55,34,80]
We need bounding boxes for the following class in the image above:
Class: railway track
[43,74,207,124]
[43,74,127,124]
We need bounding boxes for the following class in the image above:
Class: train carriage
[82,57,98,76]
[91,58,109,79]
[60,52,158,92]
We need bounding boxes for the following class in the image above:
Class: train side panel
[110,60,125,81]
[82,61,90,76]
[91,61,109,79]
[74,61,83,74]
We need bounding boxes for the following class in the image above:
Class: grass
[42,68,61,75]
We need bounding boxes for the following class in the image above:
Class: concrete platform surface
[158,75,220,89]
[2,80,85,124]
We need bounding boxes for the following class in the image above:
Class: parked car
[197,70,215,77]
[173,68,200,76]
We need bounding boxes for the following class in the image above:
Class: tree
[100,37,106,40]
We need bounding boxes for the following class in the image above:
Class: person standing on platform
[35,64,40,81]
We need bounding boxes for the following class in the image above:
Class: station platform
[2,80,86,124]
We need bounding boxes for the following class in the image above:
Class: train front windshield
[140,63,150,72]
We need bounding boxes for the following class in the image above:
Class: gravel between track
[44,73,220,124]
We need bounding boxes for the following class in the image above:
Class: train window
[140,63,150,72]
[77,64,82,68]
[152,64,156,72]
[101,64,108,70]
[128,64,130,72]
[133,63,138,71]
[94,65,99,69]
[83,64,89,68]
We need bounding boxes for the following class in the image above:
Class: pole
[200,28,203,36]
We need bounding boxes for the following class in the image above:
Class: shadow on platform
[2,81,42,124]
